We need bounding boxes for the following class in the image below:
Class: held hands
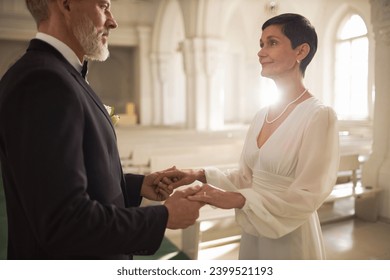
[142,167,205,229]
[163,184,245,230]
[142,166,245,210]
[141,167,178,201]
[140,166,204,201]
[153,167,206,194]
[164,186,205,229]
[142,167,244,229]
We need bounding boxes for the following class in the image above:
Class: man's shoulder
[1,43,72,88]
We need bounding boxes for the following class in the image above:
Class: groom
[0,0,203,259]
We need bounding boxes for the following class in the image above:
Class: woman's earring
[297,60,301,64]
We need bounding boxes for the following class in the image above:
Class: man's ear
[63,0,71,11]
[56,0,71,13]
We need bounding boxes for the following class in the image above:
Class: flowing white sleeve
[208,107,339,239]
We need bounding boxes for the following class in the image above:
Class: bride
[156,13,339,260]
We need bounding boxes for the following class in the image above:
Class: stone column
[136,26,153,125]
[150,52,173,125]
[204,38,226,129]
[362,0,390,220]
[181,37,226,130]
[181,38,207,130]
[150,53,163,125]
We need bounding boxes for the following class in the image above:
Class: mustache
[99,29,110,37]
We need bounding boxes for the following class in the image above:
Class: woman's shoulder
[304,97,338,126]
[305,97,337,117]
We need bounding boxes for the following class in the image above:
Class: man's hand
[153,168,206,192]
[164,186,205,229]
[140,167,176,201]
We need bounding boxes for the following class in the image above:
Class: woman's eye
[260,40,277,48]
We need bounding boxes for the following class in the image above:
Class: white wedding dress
[205,97,339,259]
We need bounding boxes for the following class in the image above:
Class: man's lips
[101,33,109,43]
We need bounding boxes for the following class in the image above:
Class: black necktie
[81,60,88,79]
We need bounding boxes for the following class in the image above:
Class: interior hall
[1,0,390,260]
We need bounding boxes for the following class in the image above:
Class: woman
[158,13,339,260]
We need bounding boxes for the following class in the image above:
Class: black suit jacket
[0,39,168,259]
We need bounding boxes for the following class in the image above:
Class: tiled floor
[165,195,390,260]
[189,217,390,260]
[322,218,390,259]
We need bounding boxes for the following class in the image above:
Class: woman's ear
[296,43,310,61]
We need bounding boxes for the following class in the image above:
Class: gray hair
[25,0,50,25]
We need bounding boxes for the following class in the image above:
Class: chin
[86,45,110,61]
[261,70,272,78]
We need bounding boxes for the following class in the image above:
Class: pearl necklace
[265,88,308,124]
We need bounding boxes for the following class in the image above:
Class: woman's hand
[188,184,246,209]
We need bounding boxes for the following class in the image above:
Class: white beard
[73,16,110,61]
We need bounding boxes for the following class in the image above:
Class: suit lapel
[27,39,116,136]
[72,72,116,135]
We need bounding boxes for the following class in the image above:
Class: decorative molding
[370,0,390,44]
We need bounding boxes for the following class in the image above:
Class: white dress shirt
[35,32,83,73]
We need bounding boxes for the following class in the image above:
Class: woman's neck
[274,82,306,105]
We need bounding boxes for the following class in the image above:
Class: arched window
[334,13,369,120]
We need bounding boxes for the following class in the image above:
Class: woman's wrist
[196,168,207,183]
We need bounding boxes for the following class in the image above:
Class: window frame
[333,12,373,121]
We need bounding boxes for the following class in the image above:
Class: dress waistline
[252,169,294,192]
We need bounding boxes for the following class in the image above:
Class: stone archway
[150,0,186,126]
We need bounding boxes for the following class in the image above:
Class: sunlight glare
[260,79,279,106]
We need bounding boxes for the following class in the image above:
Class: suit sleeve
[4,68,168,258]
[124,173,144,206]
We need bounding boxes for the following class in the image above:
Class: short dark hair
[262,13,318,77]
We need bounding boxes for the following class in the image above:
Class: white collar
[35,32,84,73]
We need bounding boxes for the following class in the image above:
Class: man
[0,0,203,259]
